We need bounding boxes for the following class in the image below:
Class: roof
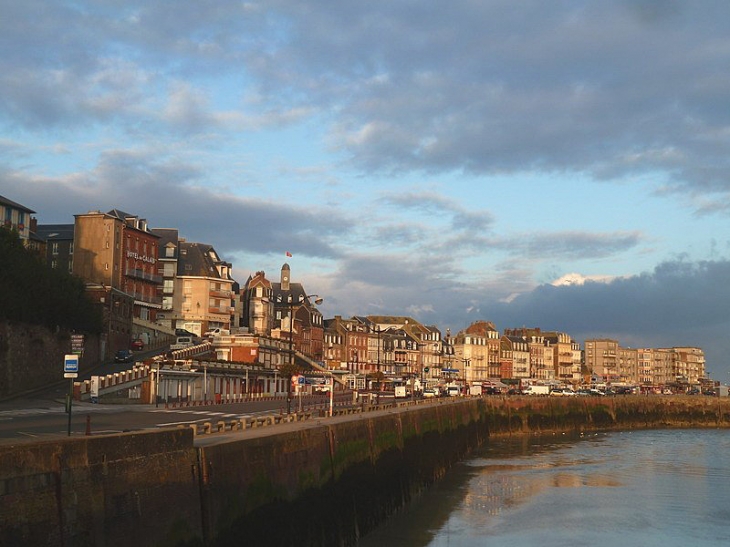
[35,223,75,240]
[0,195,35,214]
[178,241,232,279]
[151,228,179,258]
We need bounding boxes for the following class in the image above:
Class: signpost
[64,354,79,436]
[70,334,84,355]
[297,375,305,412]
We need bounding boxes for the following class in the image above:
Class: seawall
[2,396,729,546]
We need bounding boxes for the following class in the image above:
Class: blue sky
[3,1,730,381]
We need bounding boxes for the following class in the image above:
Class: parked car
[423,388,438,398]
[130,339,144,350]
[114,349,134,363]
[203,327,230,337]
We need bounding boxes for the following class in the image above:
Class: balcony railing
[208,306,235,315]
[131,292,162,305]
[209,289,232,299]
[125,267,163,284]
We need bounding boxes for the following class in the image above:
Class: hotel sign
[126,250,156,265]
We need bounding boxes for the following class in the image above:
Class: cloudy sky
[2,1,730,381]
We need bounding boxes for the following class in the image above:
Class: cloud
[239,2,730,208]
[500,231,645,260]
[475,258,730,364]
[2,149,351,260]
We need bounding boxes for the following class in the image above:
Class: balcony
[125,267,163,284]
[131,292,162,306]
[208,306,235,315]
[209,288,232,299]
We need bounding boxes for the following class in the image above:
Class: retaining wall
[1,396,729,546]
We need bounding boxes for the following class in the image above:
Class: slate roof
[35,224,75,241]
[0,195,35,213]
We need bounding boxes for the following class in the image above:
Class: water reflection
[358,430,730,547]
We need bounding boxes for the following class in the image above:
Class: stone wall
[1,396,729,546]
[0,428,200,546]
[0,321,101,399]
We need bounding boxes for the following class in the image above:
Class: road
[0,347,395,445]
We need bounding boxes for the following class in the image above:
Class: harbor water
[359,429,730,546]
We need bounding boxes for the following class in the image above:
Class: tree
[0,228,102,332]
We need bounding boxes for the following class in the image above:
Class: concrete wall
[2,397,730,546]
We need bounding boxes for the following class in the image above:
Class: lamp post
[284,292,323,414]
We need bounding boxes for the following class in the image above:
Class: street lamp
[281,292,323,414]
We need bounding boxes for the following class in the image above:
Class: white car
[423,388,438,398]
[204,327,230,337]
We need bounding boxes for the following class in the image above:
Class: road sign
[70,334,84,355]
[64,354,79,379]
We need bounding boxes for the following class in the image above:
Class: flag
[286,251,292,257]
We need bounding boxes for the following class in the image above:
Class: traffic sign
[64,354,79,378]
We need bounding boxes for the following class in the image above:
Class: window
[52,242,59,255]
[69,242,73,254]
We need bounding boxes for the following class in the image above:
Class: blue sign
[64,354,79,377]
[298,376,306,385]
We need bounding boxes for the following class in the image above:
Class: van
[446,385,461,397]
[171,336,194,350]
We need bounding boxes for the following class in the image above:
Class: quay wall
[2,396,730,546]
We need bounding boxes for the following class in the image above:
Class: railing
[125,267,163,284]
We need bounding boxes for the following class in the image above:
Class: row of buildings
[1,194,707,390]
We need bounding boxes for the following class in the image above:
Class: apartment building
[670,347,706,386]
[544,331,581,384]
[365,316,423,378]
[451,320,499,384]
[0,195,34,244]
[35,223,74,273]
[175,241,234,336]
[502,334,530,381]
[73,209,162,322]
[240,270,275,336]
[150,228,179,331]
[618,347,639,385]
[503,327,557,382]
[585,339,619,383]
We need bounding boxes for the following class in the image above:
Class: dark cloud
[470,258,730,369]
[1,151,350,261]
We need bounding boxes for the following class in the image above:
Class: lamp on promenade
[283,292,323,414]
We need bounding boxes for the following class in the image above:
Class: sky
[2,1,730,382]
